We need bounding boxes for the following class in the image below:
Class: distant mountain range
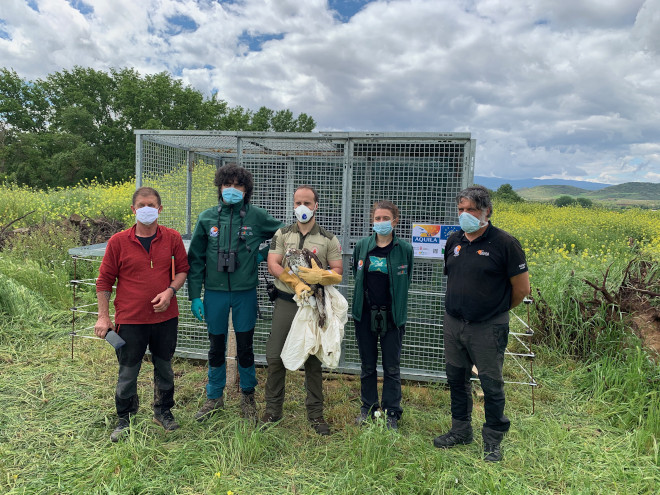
[474,176,611,191]
[473,176,660,206]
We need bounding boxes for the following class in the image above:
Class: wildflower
[215,472,221,479]
[227,491,234,495]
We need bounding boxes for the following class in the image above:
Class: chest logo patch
[209,226,219,237]
[477,250,490,256]
[368,256,388,274]
[453,245,461,257]
[239,226,253,237]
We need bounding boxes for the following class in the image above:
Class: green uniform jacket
[351,232,414,328]
[187,200,284,298]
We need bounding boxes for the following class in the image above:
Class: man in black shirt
[433,186,530,462]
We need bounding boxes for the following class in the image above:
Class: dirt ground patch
[632,313,660,360]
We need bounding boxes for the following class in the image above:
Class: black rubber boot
[433,418,474,448]
[482,426,505,462]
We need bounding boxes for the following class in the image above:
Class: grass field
[1,184,659,494]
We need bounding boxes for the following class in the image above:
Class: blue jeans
[203,288,258,398]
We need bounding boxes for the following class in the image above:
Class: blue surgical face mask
[373,220,393,236]
[459,212,486,233]
[222,187,244,205]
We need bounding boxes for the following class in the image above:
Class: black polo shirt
[444,222,528,322]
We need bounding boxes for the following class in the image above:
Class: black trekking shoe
[482,427,505,462]
[153,410,179,431]
[484,443,503,462]
[355,411,371,426]
[386,416,399,431]
[309,417,331,436]
[110,418,130,442]
[260,412,282,430]
[433,429,474,448]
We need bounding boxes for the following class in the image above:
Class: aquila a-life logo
[411,224,460,259]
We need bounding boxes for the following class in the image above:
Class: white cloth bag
[281,286,348,370]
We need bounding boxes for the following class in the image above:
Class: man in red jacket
[95,187,189,442]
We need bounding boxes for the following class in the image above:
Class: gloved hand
[298,259,342,286]
[278,269,312,299]
[191,298,205,322]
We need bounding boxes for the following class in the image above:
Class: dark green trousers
[264,297,324,420]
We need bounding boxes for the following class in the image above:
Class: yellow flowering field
[493,201,660,269]
[0,180,136,228]
[2,179,659,267]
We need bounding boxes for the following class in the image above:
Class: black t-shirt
[444,223,527,322]
[365,241,395,307]
[136,233,157,253]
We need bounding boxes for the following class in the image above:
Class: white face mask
[135,206,159,225]
[294,204,314,223]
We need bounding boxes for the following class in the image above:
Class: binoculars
[217,250,239,272]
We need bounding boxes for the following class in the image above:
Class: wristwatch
[168,286,177,295]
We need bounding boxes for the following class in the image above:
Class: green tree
[492,183,523,203]
[0,67,317,187]
[555,195,576,207]
[0,68,50,133]
[575,197,593,208]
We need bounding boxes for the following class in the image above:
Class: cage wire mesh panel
[135,131,475,380]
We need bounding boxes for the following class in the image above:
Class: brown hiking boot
[240,392,258,423]
[310,417,330,436]
[194,397,224,422]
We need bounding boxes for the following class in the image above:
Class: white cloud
[1,0,659,183]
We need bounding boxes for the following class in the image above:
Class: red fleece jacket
[96,224,189,324]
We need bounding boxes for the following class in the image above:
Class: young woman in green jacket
[351,200,413,430]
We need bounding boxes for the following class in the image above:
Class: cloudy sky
[1,0,660,184]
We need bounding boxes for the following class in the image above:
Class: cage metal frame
[69,130,536,396]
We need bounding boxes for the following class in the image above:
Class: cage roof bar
[134,129,472,140]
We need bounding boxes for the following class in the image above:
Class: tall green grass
[1,335,658,494]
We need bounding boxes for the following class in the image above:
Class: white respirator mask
[295,204,315,223]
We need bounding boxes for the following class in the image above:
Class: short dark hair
[133,186,161,206]
[215,163,254,203]
[295,184,319,203]
[371,200,399,221]
[456,185,492,218]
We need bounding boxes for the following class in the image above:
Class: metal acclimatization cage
[132,130,476,381]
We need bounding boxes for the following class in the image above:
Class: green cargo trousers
[264,297,324,420]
